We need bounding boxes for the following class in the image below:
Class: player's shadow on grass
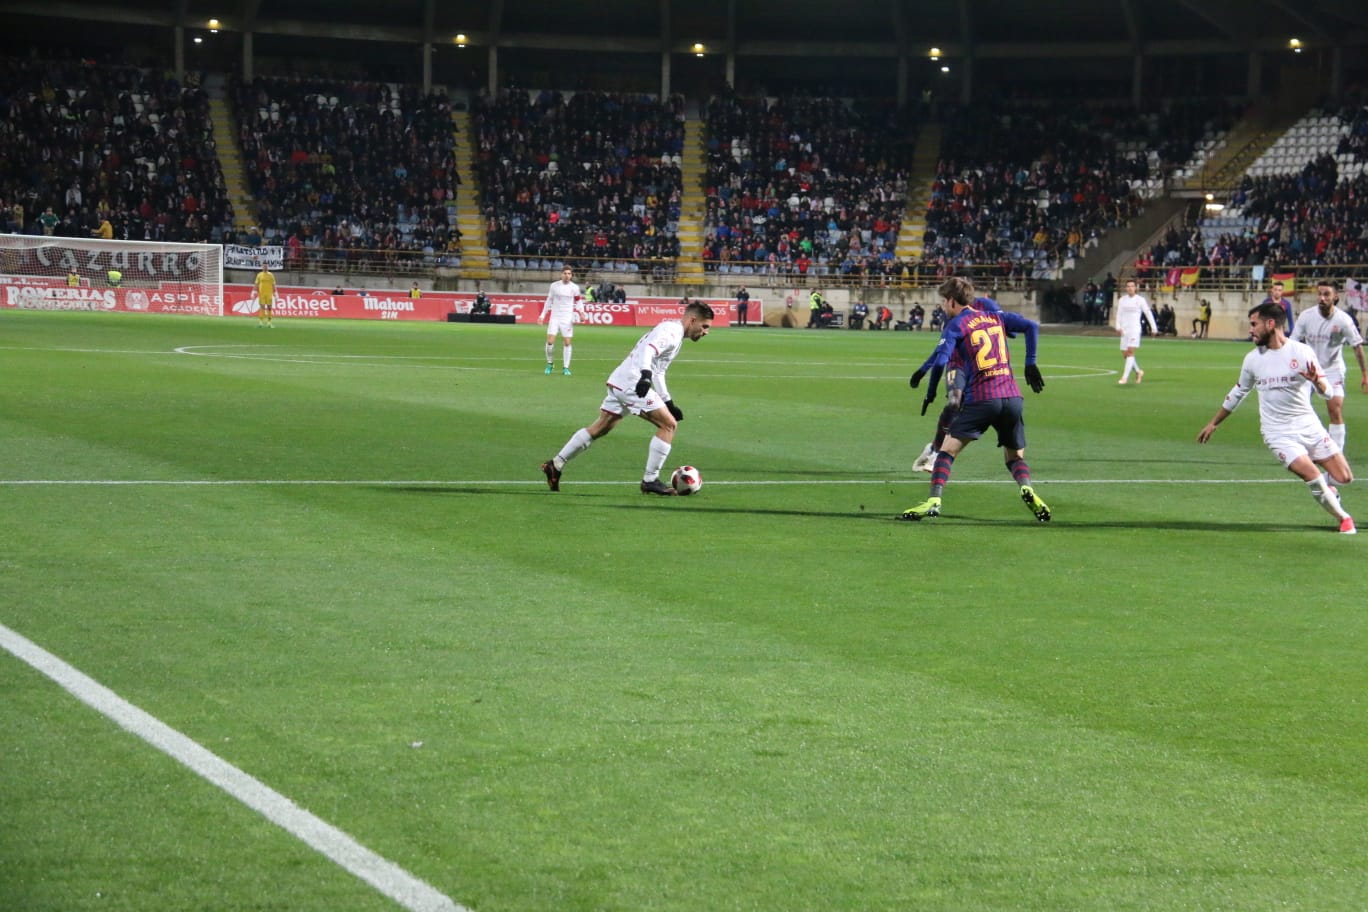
[388,486,888,520]
[386,489,1322,532]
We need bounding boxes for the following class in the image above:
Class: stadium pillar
[661,52,672,99]
[1330,46,1343,97]
[1132,54,1144,107]
[959,56,973,104]
[725,0,736,87]
[488,47,499,95]
[243,32,254,83]
[897,54,908,108]
[173,26,184,83]
[421,0,434,94]
[1246,50,1261,99]
[172,0,185,83]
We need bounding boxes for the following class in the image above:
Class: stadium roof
[2,0,1365,55]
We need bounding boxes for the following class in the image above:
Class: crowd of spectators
[0,56,231,243]
[923,99,1235,279]
[1179,154,1368,273]
[229,75,460,271]
[1334,91,1368,164]
[701,90,910,282]
[471,88,684,270]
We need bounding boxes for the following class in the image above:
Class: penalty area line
[0,622,467,912]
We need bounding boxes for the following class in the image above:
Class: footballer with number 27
[542,301,715,495]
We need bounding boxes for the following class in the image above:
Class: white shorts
[545,315,575,339]
[1263,423,1340,468]
[599,384,664,417]
[1119,331,1141,350]
[1322,370,1346,400]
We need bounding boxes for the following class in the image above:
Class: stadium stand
[0,56,232,243]
[470,89,685,273]
[701,92,910,283]
[922,99,1237,279]
[228,75,460,272]
[1152,98,1368,284]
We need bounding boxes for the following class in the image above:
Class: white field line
[0,623,467,912]
[0,478,1295,486]
[4,343,1131,378]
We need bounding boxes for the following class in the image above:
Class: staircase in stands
[205,93,259,237]
[450,109,491,281]
[1177,105,1307,197]
[893,122,942,267]
[674,117,707,286]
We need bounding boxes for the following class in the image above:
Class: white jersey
[607,320,685,402]
[1115,293,1158,336]
[540,280,582,321]
[1290,305,1363,379]
[1222,339,1330,436]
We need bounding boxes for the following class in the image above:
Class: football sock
[1330,423,1346,451]
[555,428,594,468]
[644,436,671,481]
[930,452,955,496]
[1308,477,1349,520]
[1006,457,1031,486]
[563,344,572,370]
[545,342,555,364]
[1122,356,1137,380]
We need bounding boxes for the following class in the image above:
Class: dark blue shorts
[948,396,1027,449]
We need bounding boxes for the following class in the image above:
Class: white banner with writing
[225,245,284,270]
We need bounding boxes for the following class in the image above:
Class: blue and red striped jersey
[931,307,1039,403]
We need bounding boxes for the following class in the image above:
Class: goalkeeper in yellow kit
[253,265,276,327]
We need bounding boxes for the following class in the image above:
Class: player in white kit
[541,301,715,495]
[1198,301,1356,534]
[540,266,582,375]
[1290,279,1368,453]
[1115,279,1158,385]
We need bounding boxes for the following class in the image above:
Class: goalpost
[0,235,224,317]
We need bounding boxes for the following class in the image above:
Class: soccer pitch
[2,310,1366,912]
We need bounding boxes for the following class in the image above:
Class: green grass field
[3,310,1366,912]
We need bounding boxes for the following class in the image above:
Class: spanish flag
[1180,267,1201,287]
[1272,272,1296,293]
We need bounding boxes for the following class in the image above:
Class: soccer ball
[670,465,702,495]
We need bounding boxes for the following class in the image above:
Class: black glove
[926,364,944,395]
[665,400,683,421]
[910,368,927,389]
[920,389,937,416]
[634,370,653,397]
[1024,364,1045,394]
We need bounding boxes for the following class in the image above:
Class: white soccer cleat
[911,444,936,473]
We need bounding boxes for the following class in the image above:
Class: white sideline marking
[0,623,466,912]
[0,477,1296,486]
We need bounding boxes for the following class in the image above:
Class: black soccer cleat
[541,460,562,492]
[640,478,677,496]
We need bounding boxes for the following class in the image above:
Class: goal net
[0,235,224,317]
